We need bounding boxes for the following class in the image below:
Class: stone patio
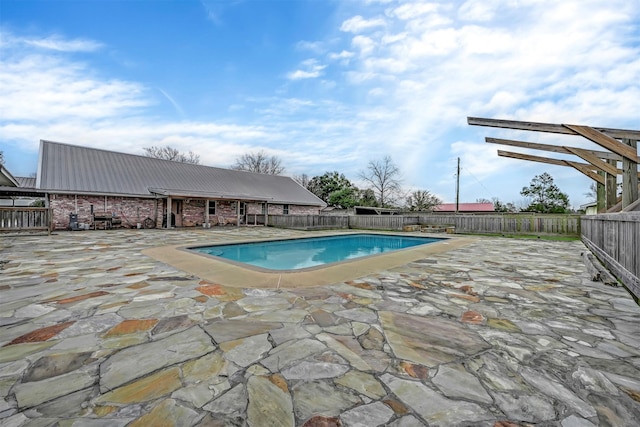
[0,228,639,426]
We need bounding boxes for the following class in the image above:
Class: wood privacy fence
[266,213,581,235]
[581,214,640,299]
[0,208,52,232]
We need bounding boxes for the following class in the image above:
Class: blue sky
[1,0,639,208]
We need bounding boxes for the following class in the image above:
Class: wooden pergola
[468,117,640,212]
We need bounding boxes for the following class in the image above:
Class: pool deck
[1,228,639,426]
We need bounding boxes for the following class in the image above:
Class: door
[172,200,183,227]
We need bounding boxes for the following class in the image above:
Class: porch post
[265,202,269,227]
[166,196,172,229]
[236,200,240,227]
[205,200,210,226]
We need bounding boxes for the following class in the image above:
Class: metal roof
[435,203,495,212]
[0,165,19,187]
[37,140,326,206]
[16,177,36,188]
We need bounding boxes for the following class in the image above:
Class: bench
[420,225,456,234]
[93,212,122,230]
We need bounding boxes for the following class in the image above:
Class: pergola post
[596,171,605,212]
[605,159,617,210]
[622,139,639,209]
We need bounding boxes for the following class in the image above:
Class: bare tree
[232,150,285,175]
[143,146,200,164]
[0,151,4,165]
[293,173,310,187]
[359,155,402,207]
[407,190,442,211]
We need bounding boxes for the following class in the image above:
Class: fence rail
[265,214,349,229]
[266,213,581,235]
[0,208,51,232]
[581,213,640,299]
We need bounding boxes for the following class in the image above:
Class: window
[208,201,216,216]
[239,202,246,216]
[261,203,266,214]
[283,204,289,215]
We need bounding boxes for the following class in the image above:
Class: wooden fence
[266,213,581,235]
[581,213,640,299]
[0,208,51,232]
[264,215,349,229]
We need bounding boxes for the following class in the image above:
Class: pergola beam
[563,125,640,163]
[473,116,639,210]
[485,137,622,161]
[565,161,606,185]
[563,147,619,176]
[468,117,640,140]
[497,150,605,184]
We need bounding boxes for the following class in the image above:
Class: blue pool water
[191,234,444,271]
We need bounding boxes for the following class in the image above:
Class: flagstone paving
[1,228,639,426]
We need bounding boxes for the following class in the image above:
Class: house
[6,140,326,230]
[0,165,45,207]
[434,202,495,213]
[580,201,598,215]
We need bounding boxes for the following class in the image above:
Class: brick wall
[50,194,321,229]
[182,200,205,227]
[50,194,162,230]
[290,205,321,215]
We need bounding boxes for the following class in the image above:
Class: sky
[1,0,639,208]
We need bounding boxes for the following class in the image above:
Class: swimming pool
[191,233,444,271]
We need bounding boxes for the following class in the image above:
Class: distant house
[3,140,326,230]
[0,165,44,207]
[434,202,495,213]
[580,201,598,215]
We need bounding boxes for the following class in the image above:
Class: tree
[520,172,570,213]
[143,146,200,164]
[293,173,310,187]
[492,197,518,213]
[307,171,356,205]
[0,151,4,165]
[359,156,402,207]
[406,190,442,211]
[584,182,597,201]
[328,187,360,209]
[232,150,284,175]
[357,188,378,207]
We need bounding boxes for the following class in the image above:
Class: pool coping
[142,231,477,288]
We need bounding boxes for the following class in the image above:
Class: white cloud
[2,32,103,52]
[328,50,354,60]
[0,54,149,122]
[24,35,103,52]
[351,35,377,56]
[296,40,325,52]
[286,59,327,80]
[340,15,387,33]
[390,2,440,20]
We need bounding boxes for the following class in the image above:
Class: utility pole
[455,157,460,214]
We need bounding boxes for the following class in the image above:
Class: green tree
[359,156,402,207]
[328,187,360,209]
[490,197,518,213]
[307,172,356,205]
[520,172,570,213]
[406,190,442,211]
[357,188,378,207]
